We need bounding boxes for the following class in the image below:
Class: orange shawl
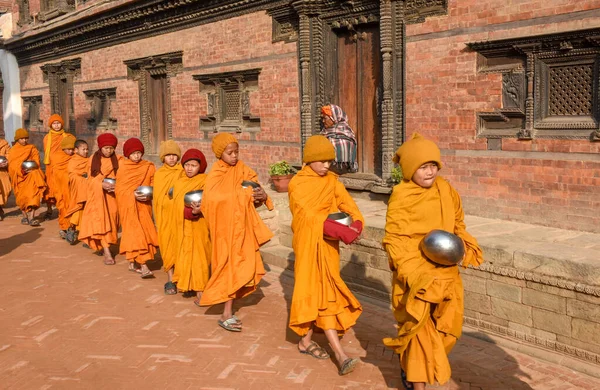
[115,159,158,264]
[79,155,122,251]
[65,154,89,221]
[42,130,67,200]
[171,173,211,292]
[382,176,483,385]
[199,160,274,306]
[53,151,72,229]
[0,139,11,206]
[152,163,183,271]
[288,166,364,336]
[7,144,47,211]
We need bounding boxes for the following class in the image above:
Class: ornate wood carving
[40,58,81,133]
[193,69,261,138]
[269,5,299,43]
[404,0,447,24]
[22,95,43,131]
[83,88,117,133]
[468,28,600,140]
[17,0,32,26]
[125,52,182,153]
[38,0,75,22]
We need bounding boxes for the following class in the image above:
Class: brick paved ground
[1,208,599,389]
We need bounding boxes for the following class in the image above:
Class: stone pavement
[1,209,600,390]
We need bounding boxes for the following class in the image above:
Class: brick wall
[18,11,301,182]
[405,0,600,232]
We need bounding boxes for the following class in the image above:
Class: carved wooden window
[468,29,600,142]
[83,88,117,132]
[22,96,43,131]
[193,69,261,136]
[17,0,33,26]
[38,0,75,22]
[41,58,80,133]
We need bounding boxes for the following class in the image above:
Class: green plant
[391,165,403,184]
[268,160,297,176]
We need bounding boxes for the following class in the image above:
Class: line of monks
[0,116,484,387]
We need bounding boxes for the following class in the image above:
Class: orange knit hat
[60,134,76,149]
[392,133,442,180]
[211,133,238,158]
[302,135,335,163]
[48,114,64,129]
[14,128,29,141]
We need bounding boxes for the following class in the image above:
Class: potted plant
[268,160,297,193]
[391,165,403,185]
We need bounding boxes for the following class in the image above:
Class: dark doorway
[146,74,168,155]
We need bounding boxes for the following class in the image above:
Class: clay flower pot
[270,173,294,193]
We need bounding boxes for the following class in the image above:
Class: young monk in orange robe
[115,137,158,278]
[152,140,183,294]
[7,129,47,226]
[382,133,484,390]
[79,133,121,265]
[200,133,274,332]
[0,137,11,220]
[288,135,364,376]
[65,140,89,244]
[42,114,68,220]
[54,134,76,238]
[171,149,211,305]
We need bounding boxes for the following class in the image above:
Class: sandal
[140,269,154,279]
[129,263,142,273]
[29,219,41,227]
[164,282,177,295]
[298,341,330,360]
[193,299,201,307]
[21,217,29,225]
[338,357,359,376]
[66,229,79,245]
[103,257,116,265]
[218,317,242,332]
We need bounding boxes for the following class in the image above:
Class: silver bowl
[421,229,465,266]
[184,190,203,207]
[168,187,174,199]
[0,156,7,164]
[22,160,38,170]
[242,180,261,189]
[324,212,353,241]
[136,186,153,197]
[103,178,116,185]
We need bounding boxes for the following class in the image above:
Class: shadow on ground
[0,227,43,257]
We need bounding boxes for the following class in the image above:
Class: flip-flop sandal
[218,317,242,332]
[129,264,142,273]
[400,368,414,390]
[29,219,41,227]
[164,282,177,295]
[20,217,29,225]
[338,357,359,376]
[193,300,202,308]
[140,270,155,279]
[298,341,330,360]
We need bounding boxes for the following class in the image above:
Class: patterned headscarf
[320,104,358,172]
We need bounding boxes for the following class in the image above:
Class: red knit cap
[123,138,144,158]
[181,149,207,173]
[97,133,118,149]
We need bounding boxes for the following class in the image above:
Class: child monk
[0,136,11,220]
[79,133,121,265]
[65,140,89,244]
[54,134,76,239]
[7,128,47,226]
[199,133,274,332]
[115,137,158,278]
[382,133,484,390]
[171,149,211,305]
[42,114,68,221]
[152,140,183,294]
[288,135,364,376]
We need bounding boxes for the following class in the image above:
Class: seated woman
[320,104,358,175]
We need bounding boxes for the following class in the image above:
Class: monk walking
[199,133,274,332]
[115,137,158,278]
[42,114,68,221]
[0,136,11,220]
[7,129,47,226]
[65,140,89,244]
[152,140,183,294]
[79,133,121,264]
[288,135,364,376]
[382,133,483,390]
[54,134,76,238]
[171,149,211,305]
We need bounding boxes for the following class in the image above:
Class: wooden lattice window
[22,96,43,131]
[41,58,81,133]
[83,88,117,132]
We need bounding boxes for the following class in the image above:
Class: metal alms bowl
[184,190,203,207]
[136,186,153,197]
[0,156,7,164]
[21,160,38,170]
[241,180,261,189]
[327,212,352,227]
[421,229,465,266]
[168,187,174,199]
[103,178,116,185]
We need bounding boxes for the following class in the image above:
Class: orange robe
[382,176,484,385]
[42,130,67,202]
[79,155,122,251]
[288,166,364,336]
[171,173,212,292]
[199,160,274,306]
[115,159,158,264]
[0,139,11,206]
[7,144,47,211]
[152,163,183,272]
[65,154,89,228]
[53,151,72,229]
